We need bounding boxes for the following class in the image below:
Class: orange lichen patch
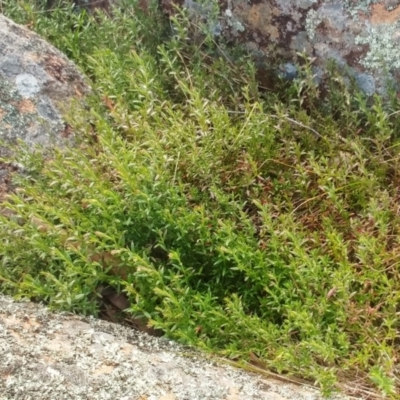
[44,54,66,82]
[226,387,240,400]
[370,3,400,24]
[25,53,40,62]
[74,87,84,98]
[246,4,280,40]
[61,123,74,138]
[1,313,41,332]
[0,108,5,120]
[158,394,176,400]
[120,343,134,355]
[44,338,73,353]
[92,364,116,375]
[16,99,35,114]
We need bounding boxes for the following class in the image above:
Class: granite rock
[0,14,90,198]
[0,14,89,153]
[167,0,400,96]
[0,294,350,400]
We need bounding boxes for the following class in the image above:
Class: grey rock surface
[0,294,350,400]
[0,14,89,155]
[171,0,400,96]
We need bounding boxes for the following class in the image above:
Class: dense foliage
[1,1,400,396]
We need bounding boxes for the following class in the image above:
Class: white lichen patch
[355,22,400,70]
[225,8,246,33]
[343,0,381,17]
[305,9,323,40]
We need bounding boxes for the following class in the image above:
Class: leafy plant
[1,1,400,397]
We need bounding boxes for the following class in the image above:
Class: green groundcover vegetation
[1,1,400,396]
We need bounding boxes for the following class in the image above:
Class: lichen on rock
[0,14,90,154]
[167,0,400,96]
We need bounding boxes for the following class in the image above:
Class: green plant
[1,1,400,397]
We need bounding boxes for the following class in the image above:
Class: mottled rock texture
[0,14,89,155]
[169,0,400,96]
[0,14,90,199]
[0,294,349,400]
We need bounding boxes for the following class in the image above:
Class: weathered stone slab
[0,294,350,400]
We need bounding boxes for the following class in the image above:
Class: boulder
[0,14,90,198]
[0,14,90,151]
[167,0,400,96]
